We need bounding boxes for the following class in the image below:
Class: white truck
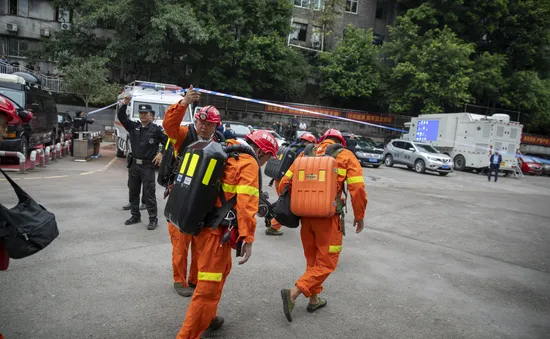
[402,112,523,173]
[114,80,199,157]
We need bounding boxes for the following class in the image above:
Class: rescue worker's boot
[307,297,327,313]
[173,282,194,297]
[148,218,158,230]
[124,216,141,225]
[266,227,283,236]
[280,289,295,322]
[206,316,224,331]
[188,281,197,288]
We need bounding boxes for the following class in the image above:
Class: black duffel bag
[0,169,59,259]
[272,185,300,228]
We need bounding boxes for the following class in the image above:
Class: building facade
[289,0,396,52]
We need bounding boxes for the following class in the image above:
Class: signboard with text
[346,112,394,125]
[521,134,550,146]
[265,104,342,117]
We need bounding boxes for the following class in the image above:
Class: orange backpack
[290,144,345,218]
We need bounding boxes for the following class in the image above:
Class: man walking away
[488,150,502,182]
[117,97,167,229]
[223,123,236,140]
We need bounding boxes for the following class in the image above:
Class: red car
[519,156,543,175]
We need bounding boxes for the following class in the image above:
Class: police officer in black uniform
[117,95,167,230]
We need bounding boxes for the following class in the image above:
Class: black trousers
[128,162,157,221]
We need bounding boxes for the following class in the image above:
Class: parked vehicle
[354,140,383,168]
[267,130,286,147]
[518,156,544,175]
[531,157,550,176]
[0,73,58,155]
[402,113,523,175]
[222,121,252,143]
[115,81,196,158]
[383,139,454,176]
[57,112,74,143]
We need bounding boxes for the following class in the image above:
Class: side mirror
[409,148,415,152]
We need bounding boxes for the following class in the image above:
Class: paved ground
[1,144,549,339]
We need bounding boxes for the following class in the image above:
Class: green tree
[62,56,121,109]
[383,17,474,114]
[318,26,381,100]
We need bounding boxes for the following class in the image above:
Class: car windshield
[269,131,283,139]
[356,141,374,149]
[0,89,24,107]
[415,143,439,153]
[228,124,251,137]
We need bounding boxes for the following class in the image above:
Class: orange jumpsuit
[162,103,208,287]
[279,139,367,297]
[176,138,260,338]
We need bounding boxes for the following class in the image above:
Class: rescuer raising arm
[161,87,226,298]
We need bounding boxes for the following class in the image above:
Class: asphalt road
[1,144,549,339]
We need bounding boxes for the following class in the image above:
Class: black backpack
[158,124,225,188]
[0,169,59,259]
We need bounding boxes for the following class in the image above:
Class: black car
[353,140,384,168]
[0,72,58,155]
[57,112,74,142]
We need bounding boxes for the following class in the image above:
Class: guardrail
[0,61,69,93]
[0,151,26,173]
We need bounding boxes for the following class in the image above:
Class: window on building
[290,22,308,42]
[9,0,18,15]
[294,0,323,10]
[8,39,39,57]
[376,0,387,19]
[345,0,358,14]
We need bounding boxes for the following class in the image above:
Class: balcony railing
[0,61,69,93]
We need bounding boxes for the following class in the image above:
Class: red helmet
[318,128,346,147]
[0,95,22,125]
[194,105,221,125]
[245,130,279,157]
[299,132,317,144]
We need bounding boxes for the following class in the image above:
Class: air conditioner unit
[60,22,71,30]
[7,23,18,32]
[40,28,51,37]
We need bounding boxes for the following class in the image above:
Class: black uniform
[117,104,167,228]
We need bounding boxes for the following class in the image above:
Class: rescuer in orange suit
[162,87,223,297]
[278,128,367,322]
[266,132,317,236]
[171,91,279,339]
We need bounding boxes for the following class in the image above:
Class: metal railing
[0,61,69,93]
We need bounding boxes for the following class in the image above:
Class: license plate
[368,158,378,162]
[441,165,450,169]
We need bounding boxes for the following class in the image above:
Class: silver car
[383,139,454,176]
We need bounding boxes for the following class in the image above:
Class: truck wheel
[384,155,394,167]
[116,137,125,158]
[454,154,466,171]
[414,159,426,173]
[20,135,29,157]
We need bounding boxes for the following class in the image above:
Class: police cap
[138,104,155,115]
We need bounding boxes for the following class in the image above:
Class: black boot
[122,203,131,210]
[125,216,141,225]
[148,219,158,230]
[139,203,146,210]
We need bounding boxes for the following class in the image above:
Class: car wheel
[438,172,449,176]
[453,154,466,171]
[414,159,426,173]
[384,155,394,167]
[373,165,381,168]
